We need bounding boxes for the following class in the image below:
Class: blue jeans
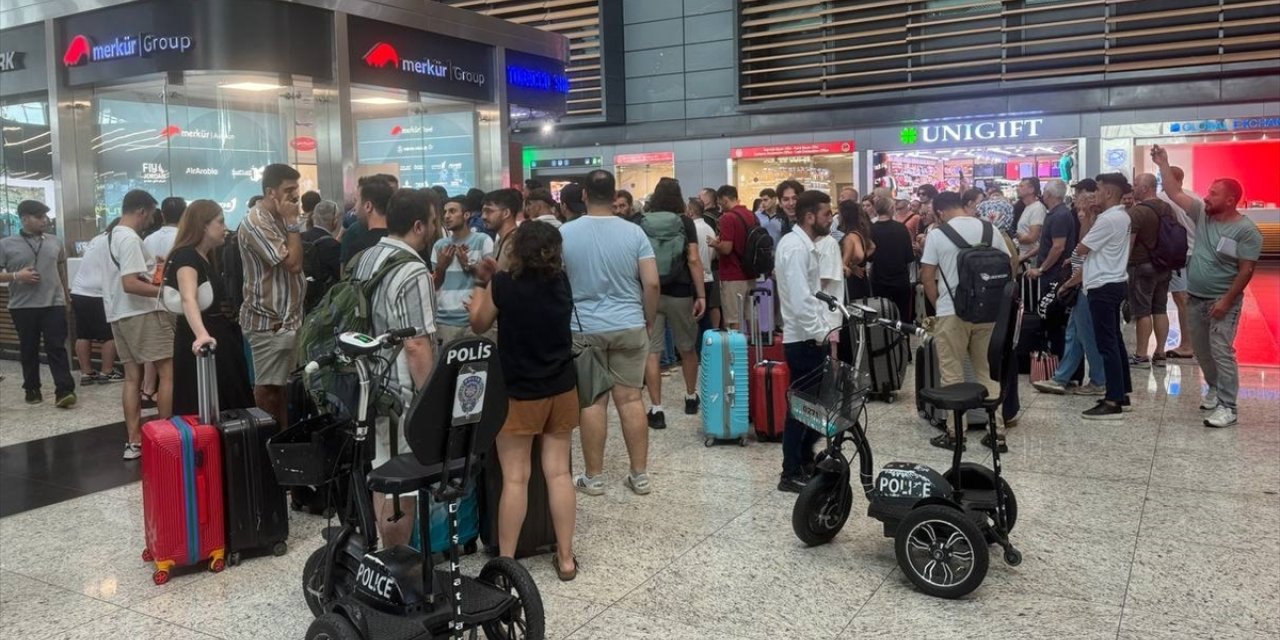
[1053,291,1106,387]
[783,341,826,478]
[660,325,677,368]
[1087,282,1133,403]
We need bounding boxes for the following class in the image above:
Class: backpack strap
[937,221,971,250]
[360,249,421,298]
[980,220,994,248]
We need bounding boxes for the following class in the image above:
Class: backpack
[302,235,341,313]
[937,220,1012,324]
[221,230,245,317]
[639,211,689,285]
[296,248,420,399]
[1139,199,1189,271]
[733,209,775,279]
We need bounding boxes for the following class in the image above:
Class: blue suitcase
[410,481,481,556]
[700,328,750,446]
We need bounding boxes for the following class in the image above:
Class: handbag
[571,304,613,409]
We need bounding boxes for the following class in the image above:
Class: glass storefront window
[0,98,54,238]
[352,87,479,193]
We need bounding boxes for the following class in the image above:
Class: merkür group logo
[363,43,401,69]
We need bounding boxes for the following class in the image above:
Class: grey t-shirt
[1187,209,1263,299]
[0,232,67,309]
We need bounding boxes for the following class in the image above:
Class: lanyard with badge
[21,232,44,267]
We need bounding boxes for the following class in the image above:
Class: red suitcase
[747,290,789,442]
[141,350,227,585]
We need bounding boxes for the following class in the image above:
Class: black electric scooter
[282,332,543,639]
[790,289,1022,599]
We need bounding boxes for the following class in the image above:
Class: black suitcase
[854,297,908,402]
[197,351,289,564]
[480,438,560,559]
[915,336,989,432]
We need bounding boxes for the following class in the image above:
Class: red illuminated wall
[1191,141,1280,206]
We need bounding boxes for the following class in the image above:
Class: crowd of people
[0,147,1261,571]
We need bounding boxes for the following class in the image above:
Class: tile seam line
[1114,396,1166,640]
[7,571,219,640]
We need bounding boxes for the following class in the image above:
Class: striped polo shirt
[238,205,306,332]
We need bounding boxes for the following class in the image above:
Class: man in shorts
[708,185,758,331]
[562,169,660,496]
[102,190,175,459]
[1126,174,1175,369]
[239,164,306,432]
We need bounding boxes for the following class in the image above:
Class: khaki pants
[932,315,1000,434]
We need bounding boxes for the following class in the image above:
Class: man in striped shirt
[238,163,305,431]
[350,188,440,546]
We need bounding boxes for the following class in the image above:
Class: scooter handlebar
[875,317,929,339]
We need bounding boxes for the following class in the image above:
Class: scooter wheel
[894,505,989,599]
[479,557,546,640]
[303,544,355,618]
[152,570,169,586]
[704,437,715,448]
[1004,548,1022,566]
[273,541,289,557]
[141,549,154,563]
[306,612,360,640]
[792,472,853,547]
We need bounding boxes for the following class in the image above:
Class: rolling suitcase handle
[196,345,220,425]
[748,286,773,349]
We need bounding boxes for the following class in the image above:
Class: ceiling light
[541,122,555,134]
[352,97,407,105]
[219,82,282,92]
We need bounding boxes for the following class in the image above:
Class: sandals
[1165,350,1194,359]
[553,554,578,582]
[981,433,1008,453]
[140,392,158,409]
[929,434,964,451]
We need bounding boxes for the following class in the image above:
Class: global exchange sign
[900,118,1045,145]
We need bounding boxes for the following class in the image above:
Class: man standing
[1015,177,1047,263]
[839,187,858,204]
[776,180,803,233]
[977,186,1016,239]
[0,201,76,408]
[613,190,641,225]
[433,196,496,345]
[239,163,306,433]
[755,188,785,246]
[775,191,835,492]
[524,188,563,228]
[562,170,659,496]
[350,188,439,546]
[301,199,344,312]
[868,195,915,320]
[707,185,758,331]
[144,196,185,266]
[340,177,394,264]
[1152,146,1260,428]
[103,190,175,458]
[482,188,523,270]
[1073,173,1134,420]
[1158,166,1202,360]
[1026,179,1077,357]
[699,187,721,225]
[920,192,1014,450]
[70,229,123,386]
[1126,173,1176,369]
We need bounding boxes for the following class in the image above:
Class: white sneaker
[1204,406,1238,428]
[574,473,605,496]
[122,443,142,460]
[1073,383,1106,397]
[1200,394,1220,411]
[624,472,652,496]
[1032,379,1067,395]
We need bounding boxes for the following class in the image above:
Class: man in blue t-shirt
[432,196,495,346]
[562,169,659,498]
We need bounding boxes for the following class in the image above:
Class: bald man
[1126,173,1175,368]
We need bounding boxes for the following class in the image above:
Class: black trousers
[11,306,76,395]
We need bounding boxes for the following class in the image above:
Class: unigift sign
[900,118,1045,145]
[348,16,495,103]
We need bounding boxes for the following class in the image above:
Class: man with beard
[432,196,495,344]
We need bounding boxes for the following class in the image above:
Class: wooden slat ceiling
[739,0,1280,103]
[439,0,602,117]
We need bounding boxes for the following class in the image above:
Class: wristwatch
[285,222,304,234]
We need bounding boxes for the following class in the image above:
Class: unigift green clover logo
[900,127,919,145]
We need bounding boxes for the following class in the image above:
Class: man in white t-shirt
[921,192,1014,451]
[689,198,720,331]
[1156,166,1203,359]
[1073,173,1134,420]
[103,190,176,460]
[1015,178,1048,263]
[139,196,184,408]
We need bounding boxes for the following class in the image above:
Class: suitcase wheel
[141,549,154,563]
[152,569,169,585]
[210,556,226,573]
[272,541,289,557]
[739,436,749,447]
[704,437,715,448]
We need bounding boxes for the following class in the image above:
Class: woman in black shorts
[70,231,121,384]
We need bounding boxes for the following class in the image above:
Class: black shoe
[24,389,43,405]
[1082,400,1123,421]
[684,396,700,415]
[777,475,807,493]
[140,393,157,409]
[647,410,667,430]
[55,391,77,409]
[930,433,964,451]
[981,433,1008,453]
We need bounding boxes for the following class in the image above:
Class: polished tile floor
[1,356,1277,640]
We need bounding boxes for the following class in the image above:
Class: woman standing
[162,200,254,416]
[468,221,578,581]
[839,199,874,302]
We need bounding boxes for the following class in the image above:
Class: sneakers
[80,372,101,386]
[647,409,667,430]
[1130,355,1152,369]
[122,443,142,460]
[24,389,43,405]
[624,472,652,495]
[777,475,807,493]
[1073,383,1106,396]
[574,473,605,496]
[1204,406,1238,428]
[1082,401,1123,421]
[684,395,700,415]
[1032,379,1068,395]
[102,370,125,383]
[1152,357,1167,368]
[1200,394,1220,411]
[55,391,77,409]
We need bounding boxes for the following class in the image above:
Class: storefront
[865,116,1084,200]
[529,156,604,201]
[730,140,857,196]
[615,152,674,198]
[1,23,53,237]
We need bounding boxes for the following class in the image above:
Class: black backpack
[1137,199,1189,271]
[221,229,245,317]
[302,235,341,313]
[937,220,1012,324]
[733,209,775,279]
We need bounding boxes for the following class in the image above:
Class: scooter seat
[920,382,989,411]
[367,453,477,495]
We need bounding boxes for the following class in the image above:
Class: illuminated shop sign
[531,157,602,169]
[63,32,193,66]
[504,50,569,115]
[615,152,674,165]
[900,118,1044,145]
[361,42,487,88]
[507,66,569,94]
[1164,118,1280,135]
[732,141,855,159]
[348,16,494,102]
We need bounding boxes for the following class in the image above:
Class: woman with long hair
[162,200,254,415]
[839,199,875,301]
[468,221,578,580]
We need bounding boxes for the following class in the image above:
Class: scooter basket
[267,414,356,487]
[788,358,870,437]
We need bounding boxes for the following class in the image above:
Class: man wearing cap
[558,183,587,223]
[524,188,564,229]
[1072,174,1134,420]
[0,200,76,408]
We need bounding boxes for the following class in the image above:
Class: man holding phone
[1150,145,1261,428]
[238,163,306,432]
